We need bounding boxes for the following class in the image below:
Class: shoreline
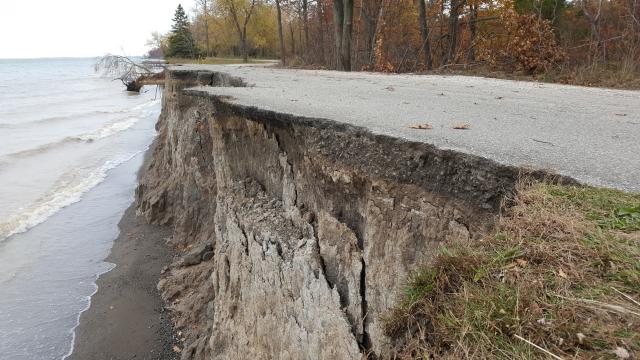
[68,144,178,360]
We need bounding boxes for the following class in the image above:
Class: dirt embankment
[132,68,579,359]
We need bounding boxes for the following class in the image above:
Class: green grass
[383,182,640,359]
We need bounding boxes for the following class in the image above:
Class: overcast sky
[0,0,196,58]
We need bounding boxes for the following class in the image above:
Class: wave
[0,99,158,128]
[4,115,145,159]
[131,99,160,111]
[0,151,143,242]
[73,116,141,142]
[29,110,128,126]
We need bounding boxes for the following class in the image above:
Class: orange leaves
[478,10,566,74]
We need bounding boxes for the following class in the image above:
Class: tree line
[150,0,639,85]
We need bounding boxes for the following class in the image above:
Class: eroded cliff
[136,68,530,359]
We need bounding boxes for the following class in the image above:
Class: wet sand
[69,143,178,360]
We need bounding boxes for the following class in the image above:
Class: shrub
[479,10,567,74]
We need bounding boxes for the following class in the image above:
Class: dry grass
[382,181,640,359]
[165,57,276,65]
[286,61,640,90]
[539,59,640,90]
[416,58,640,90]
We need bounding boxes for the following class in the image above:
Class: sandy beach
[69,203,177,360]
[69,145,178,360]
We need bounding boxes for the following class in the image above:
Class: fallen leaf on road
[453,124,471,130]
[408,123,433,130]
[385,85,395,91]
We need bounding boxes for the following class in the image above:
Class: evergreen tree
[166,4,197,58]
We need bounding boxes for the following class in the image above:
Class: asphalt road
[177,64,640,192]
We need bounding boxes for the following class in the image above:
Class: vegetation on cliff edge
[383,181,640,359]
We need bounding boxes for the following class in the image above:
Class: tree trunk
[290,23,296,57]
[444,0,465,66]
[341,0,354,71]
[333,0,354,71]
[205,19,210,57]
[242,35,249,62]
[370,0,386,67]
[276,0,286,65]
[418,0,433,70]
[318,0,326,64]
[467,3,478,63]
[361,0,382,67]
[204,0,210,57]
[333,0,345,69]
[303,0,309,53]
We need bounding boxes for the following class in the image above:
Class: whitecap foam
[0,152,142,242]
[4,115,145,160]
[131,98,160,111]
[73,116,141,142]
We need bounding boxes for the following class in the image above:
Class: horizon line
[0,54,146,60]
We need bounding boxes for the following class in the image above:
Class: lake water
[0,57,160,359]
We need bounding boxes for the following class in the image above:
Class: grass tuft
[382,181,640,359]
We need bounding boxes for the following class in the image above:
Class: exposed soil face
[134,68,565,359]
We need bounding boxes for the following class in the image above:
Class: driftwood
[95,55,165,92]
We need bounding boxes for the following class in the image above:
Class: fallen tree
[95,54,165,92]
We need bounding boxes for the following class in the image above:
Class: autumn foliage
[479,10,567,74]
[155,0,640,87]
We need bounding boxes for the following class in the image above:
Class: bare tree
[224,0,258,62]
[580,0,606,61]
[333,0,355,71]
[197,0,212,57]
[95,55,164,92]
[145,31,167,58]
